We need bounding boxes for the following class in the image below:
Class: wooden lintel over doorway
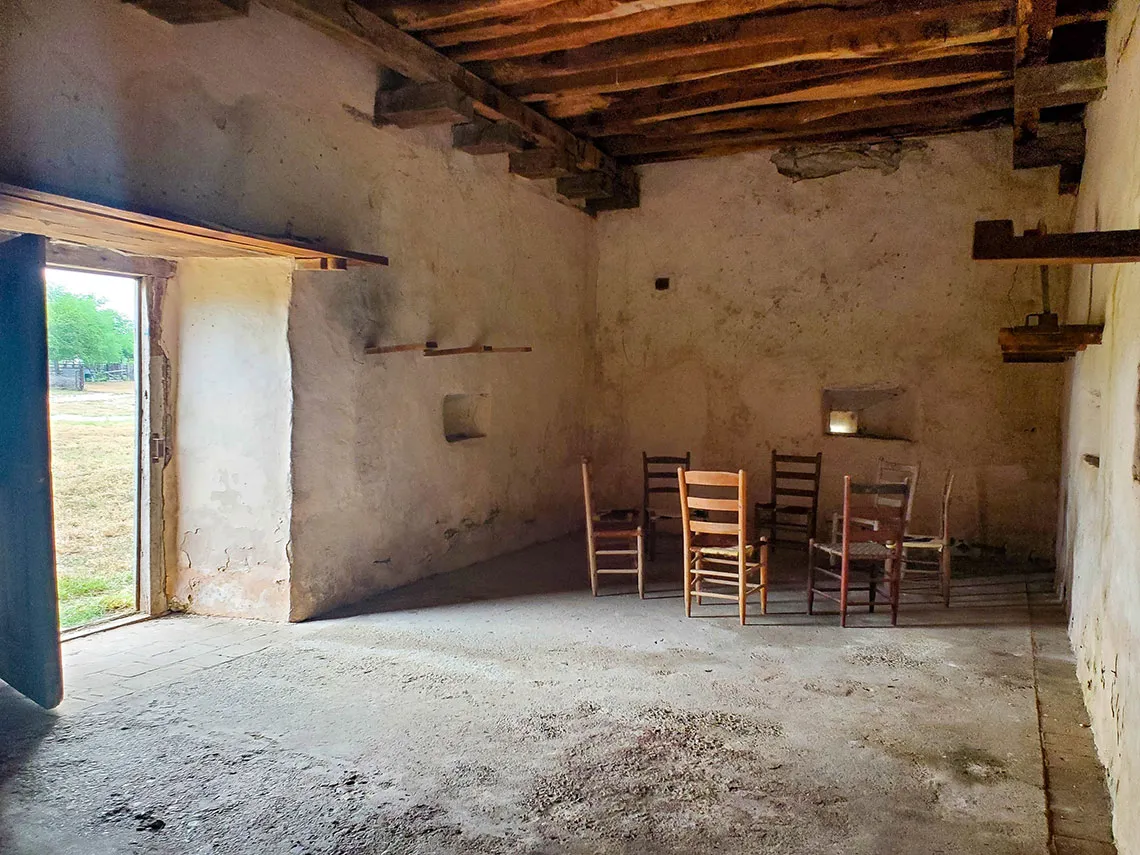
[0,183,388,268]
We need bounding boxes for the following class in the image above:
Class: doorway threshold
[61,612,155,644]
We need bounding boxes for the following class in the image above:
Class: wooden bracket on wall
[364,341,438,355]
[423,344,533,356]
[974,220,1140,264]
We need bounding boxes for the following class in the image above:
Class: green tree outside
[46,287,134,365]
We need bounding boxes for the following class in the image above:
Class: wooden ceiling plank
[484,0,1010,86]
[425,0,626,46]
[258,0,619,175]
[548,45,1010,119]
[442,0,846,61]
[495,11,1014,101]
[574,53,1012,135]
[599,80,1012,142]
[383,0,567,31]
[603,87,1013,155]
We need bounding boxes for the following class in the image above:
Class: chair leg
[696,575,703,605]
[839,553,849,629]
[738,556,747,626]
[587,536,598,597]
[941,547,951,608]
[647,517,656,562]
[760,542,769,615]
[636,532,645,599]
[806,541,815,615]
[888,559,900,626]
[684,554,693,617]
[868,565,876,614]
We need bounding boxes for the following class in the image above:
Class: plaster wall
[165,258,294,621]
[1059,0,1140,847]
[593,133,1072,555]
[0,0,594,620]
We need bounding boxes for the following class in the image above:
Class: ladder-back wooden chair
[808,476,908,627]
[678,469,769,625]
[830,457,920,542]
[901,471,955,607]
[754,451,822,551]
[642,451,691,560]
[581,458,645,598]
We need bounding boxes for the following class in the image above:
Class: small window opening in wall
[443,393,490,443]
[823,386,916,441]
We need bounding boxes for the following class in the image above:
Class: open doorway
[45,267,140,630]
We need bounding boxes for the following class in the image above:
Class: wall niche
[443,393,490,443]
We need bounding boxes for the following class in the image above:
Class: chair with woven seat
[808,476,908,627]
[642,451,691,560]
[900,470,955,607]
[754,451,822,552]
[678,469,769,625]
[581,458,645,598]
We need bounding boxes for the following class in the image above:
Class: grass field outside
[50,381,137,629]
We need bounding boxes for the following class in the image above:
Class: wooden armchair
[642,451,691,560]
[678,469,769,625]
[808,476,908,627]
[581,458,645,598]
[754,451,822,551]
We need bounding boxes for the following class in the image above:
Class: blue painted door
[0,233,63,709]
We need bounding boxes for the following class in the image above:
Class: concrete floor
[0,536,1115,854]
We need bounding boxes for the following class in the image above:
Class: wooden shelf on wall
[364,342,532,357]
[974,220,1140,264]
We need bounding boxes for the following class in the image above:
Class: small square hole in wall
[443,393,490,443]
[823,386,915,441]
[655,277,670,291]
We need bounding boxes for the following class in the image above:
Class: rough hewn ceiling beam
[258,0,621,176]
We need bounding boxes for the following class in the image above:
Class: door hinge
[150,433,171,465]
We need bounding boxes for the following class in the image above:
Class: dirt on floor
[0,539,1094,854]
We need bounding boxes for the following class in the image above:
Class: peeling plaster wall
[1059,0,1140,847]
[0,0,593,620]
[593,132,1072,555]
[165,259,294,621]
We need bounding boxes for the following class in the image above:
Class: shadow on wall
[0,684,57,850]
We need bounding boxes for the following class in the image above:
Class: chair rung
[596,549,638,556]
[596,568,639,575]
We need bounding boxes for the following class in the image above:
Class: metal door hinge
[150,434,171,465]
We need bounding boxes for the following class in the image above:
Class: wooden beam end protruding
[123,0,249,24]
[585,170,640,215]
[375,82,475,129]
[1013,121,1086,169]
[1014,58,1107,110]
[453,119,530,155]
[973,220,1140,264]
[509,148,580,179]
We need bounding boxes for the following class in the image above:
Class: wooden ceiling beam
[124,0,250,24]
[603,87,1013,155]
[1013,56,1105,109]
[1013,0,1058,141]
[258,0,620,175]
[625,112,1009,163]
[571,52,1012,135]
[484,0,1011,88]
[423,0,644,47]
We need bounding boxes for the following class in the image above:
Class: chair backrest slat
[841,476,908,546]
[875,458,919,524]
[643,451,691,513]
[678,468,749,554]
